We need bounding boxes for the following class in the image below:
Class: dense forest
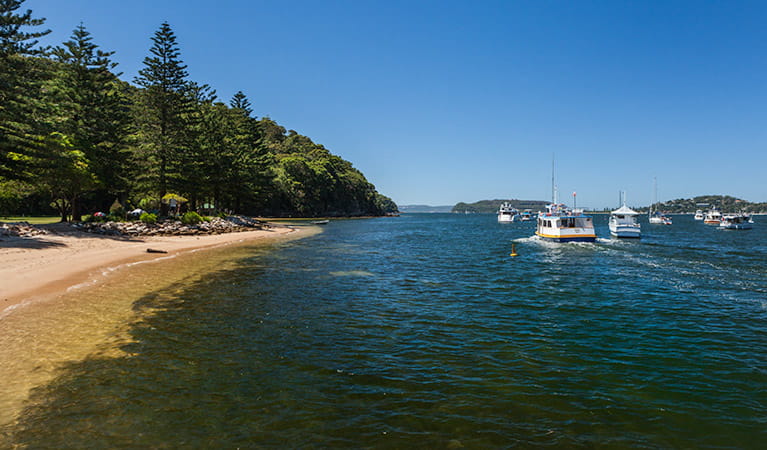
[452,199,548,214]
[646,195,767,214]
[0,1,397,220]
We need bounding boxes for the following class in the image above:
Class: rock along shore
[69,215,268,237]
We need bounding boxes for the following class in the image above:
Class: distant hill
[452,199,548,214]
[646,195,767,213]
[398,205,454,213]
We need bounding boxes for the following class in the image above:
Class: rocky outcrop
[71,216,268,237]
[0,222,49,237]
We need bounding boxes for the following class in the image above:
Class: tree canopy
[0,2,397,220]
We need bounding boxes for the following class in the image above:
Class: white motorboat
[704,209,722,225]
[694,210,704,220]
[719,213,753,230]
[609,204,641,238]
[497,202,519,223]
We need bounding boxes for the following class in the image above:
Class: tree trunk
[71,195,80,222]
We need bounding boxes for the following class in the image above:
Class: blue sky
[26,0,767,208]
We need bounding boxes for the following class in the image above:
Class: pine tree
[50,23,130,218]
[230,90,253,117]
[0,0,49,56]
[176,80,216,209]
[133,22,192,212]
[0,0,50,180]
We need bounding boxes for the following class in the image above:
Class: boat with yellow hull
[536,203,596,243]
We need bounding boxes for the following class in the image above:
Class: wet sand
[1,223,300,317]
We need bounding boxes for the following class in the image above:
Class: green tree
[50,23,130,216]
[37,133,98,221]
[133,22,192,214]
[0,0,50,180]
[193,92,272,214]
[230,90,252,116]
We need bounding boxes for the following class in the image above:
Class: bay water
[2,214,766,448]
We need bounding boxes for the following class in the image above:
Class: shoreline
[1,223,304,318]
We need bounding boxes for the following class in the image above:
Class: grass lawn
[0,216,61,224]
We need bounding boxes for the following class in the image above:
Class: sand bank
[0,223,302,317]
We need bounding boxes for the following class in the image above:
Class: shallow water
[2,215,766,447]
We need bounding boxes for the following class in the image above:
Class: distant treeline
[645,195,767,214]
[0,1,397,220]
[452,199,548,214]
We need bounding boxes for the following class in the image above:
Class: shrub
[140,212,157,224]
[109,200,125,219]
[181,211,203,225]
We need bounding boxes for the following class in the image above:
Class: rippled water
[2,214,766,447]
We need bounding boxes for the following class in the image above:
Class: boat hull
[609,227,641,238]
[536,231,596,243]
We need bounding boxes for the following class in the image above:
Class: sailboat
[648,177,672,225]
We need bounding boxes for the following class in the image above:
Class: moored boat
[519,209,534,221]
[497,202,519,223]
[609,204,641,238]
[719,213,753,230]
[536,203,596,242]
[649,211,672,225]
[703,209,722,225]
[648,177,672,225]
[694,210,704,220]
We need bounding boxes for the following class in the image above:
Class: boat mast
[551,153,557,205]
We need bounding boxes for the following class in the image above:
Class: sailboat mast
[551,155,555,204]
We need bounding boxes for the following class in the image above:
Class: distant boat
[719,213,752,230]
[536,203,596,242]
[648,177,672,225]
[519,209,534,221]
[310,220,330,225]
[694,209,704,220]
[649,211,672,225]
[703,209,722,225]
[609,202,641,239]
[497,202,519,223]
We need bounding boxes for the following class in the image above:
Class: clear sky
[25,0,767,208]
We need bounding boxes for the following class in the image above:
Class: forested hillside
[452,199,548,214]
[649,195,767,214]
[0,1,396,220]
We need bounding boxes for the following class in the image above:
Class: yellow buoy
[510,243,518,257]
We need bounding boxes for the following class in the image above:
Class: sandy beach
[0,222,301,317]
